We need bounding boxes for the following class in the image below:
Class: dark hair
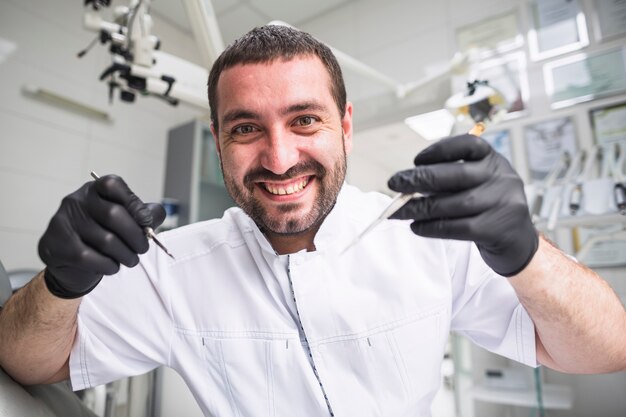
[207,25,346,130]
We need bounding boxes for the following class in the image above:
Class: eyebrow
[221,110,260,126]
[280,101,329,116]
[221,101,330,127]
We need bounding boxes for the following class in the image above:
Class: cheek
[220,151,241,177]
[308,137,345,164]
[221,147,258,181]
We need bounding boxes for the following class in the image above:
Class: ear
[342,102,354,155]
[210,123,221,156]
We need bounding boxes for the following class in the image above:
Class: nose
[259,127,299,175]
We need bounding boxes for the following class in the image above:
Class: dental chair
[0,261,98,417]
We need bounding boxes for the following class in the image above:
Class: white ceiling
[149,0,452,113]
[152,0,358,44]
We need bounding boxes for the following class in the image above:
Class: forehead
[215,56,335,119]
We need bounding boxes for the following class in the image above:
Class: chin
[261,208,323,235]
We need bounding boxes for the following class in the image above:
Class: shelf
[471,383,573,409]
[535,212,626,230]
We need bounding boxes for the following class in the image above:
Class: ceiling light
[404,109,455,141]
[0,37,17,65]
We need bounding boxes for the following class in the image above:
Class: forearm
[509,236,626,373]
[0,271,80,384]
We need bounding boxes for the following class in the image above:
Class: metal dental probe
[90,171,175,260]
[340,122,486,255]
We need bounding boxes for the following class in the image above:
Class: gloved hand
[388,134,538,277]
[38,175,166,299]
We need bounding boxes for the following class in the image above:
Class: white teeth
[264,178,309,195]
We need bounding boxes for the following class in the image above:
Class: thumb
[145,203,166,229]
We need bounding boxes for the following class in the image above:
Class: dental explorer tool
[340,122,485,255]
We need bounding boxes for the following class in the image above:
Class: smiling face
[211,55,353,252]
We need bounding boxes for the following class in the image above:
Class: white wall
[0,0,205,271]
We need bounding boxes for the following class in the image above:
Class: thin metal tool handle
[382,193,417,218]
[386,123,484,217]
[468,122,485,136]
[341,122,486,255]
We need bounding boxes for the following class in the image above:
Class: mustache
[243,160,327,190]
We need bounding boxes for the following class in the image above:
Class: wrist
[481,226,539,277]
[509,235,560,282]
[502,229,539,277]
[43,269,102,299]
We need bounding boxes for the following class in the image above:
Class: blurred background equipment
[78,0,216,109]
[445,79,507,127]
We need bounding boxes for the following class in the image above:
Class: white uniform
[70,184,536,417]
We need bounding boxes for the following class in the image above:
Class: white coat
[70,184,536,417]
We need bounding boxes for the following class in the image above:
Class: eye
[232,124,257,135]
[294,116,316,127]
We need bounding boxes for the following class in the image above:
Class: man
[0,25,624,417]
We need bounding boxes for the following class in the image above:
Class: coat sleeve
[447,240,538,367]
[69,248,173,390]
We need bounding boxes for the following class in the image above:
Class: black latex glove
[388,134,538,277]
[38,175,166,299]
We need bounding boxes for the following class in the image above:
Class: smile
[262,177,310,196]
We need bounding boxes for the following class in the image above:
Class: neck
[264,226,320,255]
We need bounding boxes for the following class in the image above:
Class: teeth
[264,178,308,195]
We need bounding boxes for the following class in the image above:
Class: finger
[39,217,120,276]
[77,218,141,267]
[64,237,121,277]
[387,158,492,194]
[413,134,491,166]
[409,217,481,241]
[390,190,493,221]
[146,203,166,229]
[84,188,149,254]
[93,175,154,227]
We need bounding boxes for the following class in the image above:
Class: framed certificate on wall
[592,0,626,41]
[524,116,578,181]
[456,11,523,57]
[544,47,626,109]
[528,0,589,61]
[589,101,626,145]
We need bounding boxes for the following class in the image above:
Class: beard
[221,141,347,236]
